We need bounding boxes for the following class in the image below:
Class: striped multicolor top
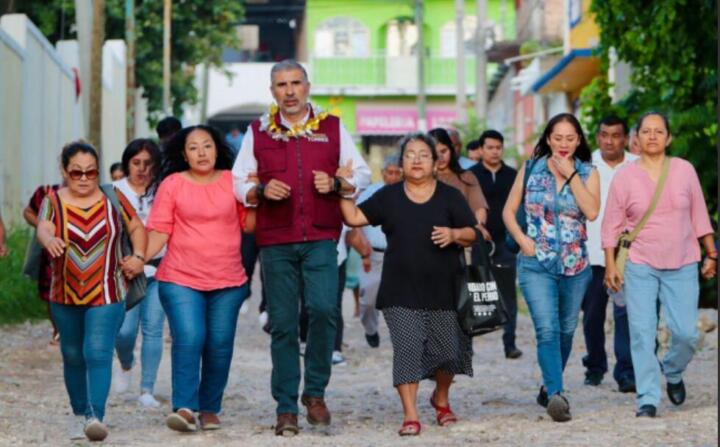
[39,188,137,306]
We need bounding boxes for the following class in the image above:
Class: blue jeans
[115,278,165,393]
[260,240,338,415]
[624,261,699,409]
[159,281,248,413]
[518,255,592,396]
[51,302,126,421]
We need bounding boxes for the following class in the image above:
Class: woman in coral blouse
[145,125,251,433]
[602,111,716,418]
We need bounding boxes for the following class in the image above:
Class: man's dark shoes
[301,395,331,426]
[505,347,523,359]
[617,378,636,393]
[584,371,603,386]
[275,413,299,437]
[667,380,686,406]
[536,386,549,408]
[635,405,657,418]
[365,332,380,348]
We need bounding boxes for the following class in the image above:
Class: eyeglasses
[67,169,99,180]
[403,152,433,161]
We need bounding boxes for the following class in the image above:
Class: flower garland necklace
[259,103,329,141]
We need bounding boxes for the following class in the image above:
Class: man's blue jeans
[260,240,338,415]
[518,255,592,396]
[51,302,126,421]
[624,261,699,409]
[115,278,165,393]
[158,281,248,413]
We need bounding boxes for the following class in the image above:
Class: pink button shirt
[147,170,248,291]
[601,157,713,270]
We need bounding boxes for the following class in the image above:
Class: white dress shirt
[231,107,371,206]
[587,149,639,266]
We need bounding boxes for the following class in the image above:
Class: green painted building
[303,0,515,176]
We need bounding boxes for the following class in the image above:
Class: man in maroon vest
[232,60,370,436]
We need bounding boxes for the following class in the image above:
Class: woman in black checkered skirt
[338,132,478,436]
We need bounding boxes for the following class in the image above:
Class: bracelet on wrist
[132,253,145,262]
[706,254,718,262]
[332,176,342,194]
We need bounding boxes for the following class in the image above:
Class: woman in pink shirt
[145,125,251,433]
[602,112,716,418]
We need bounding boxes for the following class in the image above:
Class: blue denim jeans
[518,255,592,396]
[624,261,699,409]
[115,278,165,393]
[158,281,248,413]
[51,302,126,421]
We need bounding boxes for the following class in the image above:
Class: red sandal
[430,393,458,426]
[398,420,421,436]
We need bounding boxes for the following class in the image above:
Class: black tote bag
[456,241,508,337]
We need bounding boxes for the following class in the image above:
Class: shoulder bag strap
[625,157,671,242]
[100,184,129,234]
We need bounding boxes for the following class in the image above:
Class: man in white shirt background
[581,116,639,392]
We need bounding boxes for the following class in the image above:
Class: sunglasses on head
[67,169,99,180]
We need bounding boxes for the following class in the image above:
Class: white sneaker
[138,392,160,408]
[67,415,85,440]
[332,350,346,366]
[84,417,108,441]
[113,367,132,394]
[239,300,250,315]
[258,311,269,327]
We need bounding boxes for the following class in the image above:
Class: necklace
[259,103,329,141]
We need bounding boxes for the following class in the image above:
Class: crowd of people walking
[11,59,716,441]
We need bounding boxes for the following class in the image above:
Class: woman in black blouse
[339,132,477,436]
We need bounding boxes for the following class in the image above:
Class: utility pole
[125,0,135,142]
[475,0,487,121]
[454,0,467,124]
[89,0,105,153]
[415,0,426,131]
[162,0,172,115]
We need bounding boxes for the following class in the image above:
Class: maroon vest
[251,112,343,247]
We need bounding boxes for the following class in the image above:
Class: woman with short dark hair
[602,111,716,418]
[339,132,477,436]
[145,125,251,433]
[36,141,147,441]
[503,113,600,422]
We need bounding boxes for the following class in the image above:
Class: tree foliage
[10,0,244,125]
[580,0,717,305]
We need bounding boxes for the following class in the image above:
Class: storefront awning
[531,49,600,97]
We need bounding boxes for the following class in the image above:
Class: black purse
[101,185,147,310]
[505,159,535,254]
[456,241,508,337]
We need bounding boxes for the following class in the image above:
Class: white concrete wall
[0,14,151,225]
[0,14,83,225]
[188,62,276,124]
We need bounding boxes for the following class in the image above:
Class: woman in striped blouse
[36,142,147,442]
